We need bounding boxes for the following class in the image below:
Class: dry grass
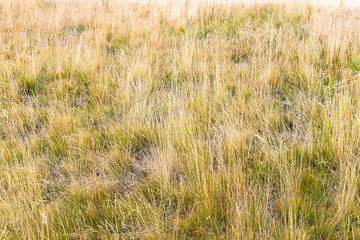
[1,0,360,239]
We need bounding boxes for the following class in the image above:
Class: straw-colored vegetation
[1,0,360,239]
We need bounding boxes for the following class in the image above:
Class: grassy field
[1,0,360,239]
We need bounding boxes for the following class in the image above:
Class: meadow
[1,0,360,239]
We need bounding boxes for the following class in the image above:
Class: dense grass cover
[1,0,360,239]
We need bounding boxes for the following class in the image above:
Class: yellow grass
[1,0,360,239]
